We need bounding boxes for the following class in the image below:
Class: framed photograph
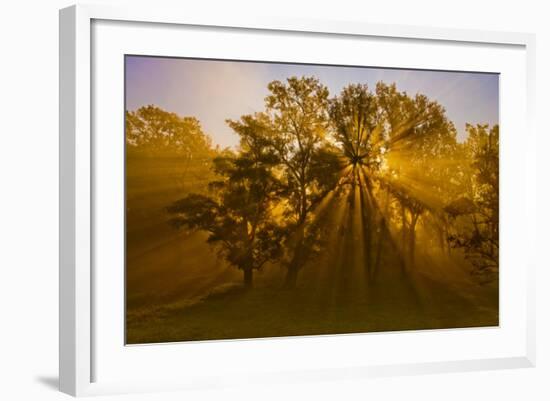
[60,4,536,396]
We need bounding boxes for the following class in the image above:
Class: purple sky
[125,56,499,148]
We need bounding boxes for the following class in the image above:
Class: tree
[167,114,284,288]
[264,76,337,287]
[383,181,428,266]
[125,105,216,194]
[445,124,499,282]
[328,84,385,275]
[329,84,382,169]
[328,82,457,269]
[126,105,213,157]
[374,83,457,266]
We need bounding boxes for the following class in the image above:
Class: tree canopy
[167,113,285,287]
[126,105,213,158]
[158,76,499,287]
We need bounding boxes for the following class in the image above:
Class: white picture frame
[59,3,536,397]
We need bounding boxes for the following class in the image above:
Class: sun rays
[126,69,499,343]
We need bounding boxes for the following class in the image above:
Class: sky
[125,55,499,149]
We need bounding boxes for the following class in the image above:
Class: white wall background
[0,0,547,399]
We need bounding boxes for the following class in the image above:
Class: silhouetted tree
[329,84,383,169]
[375,83,457,266]
[167,114,284,288]
[264,76,336,287]
[329,82,457,269]
[445,124,499,282]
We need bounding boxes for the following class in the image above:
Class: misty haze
[125,56,499,344]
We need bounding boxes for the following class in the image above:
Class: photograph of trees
[125,57,499,344]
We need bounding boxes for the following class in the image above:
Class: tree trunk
[408,214,419,267]
[284,262,299,288]
[361,178,374,279]
[373,217,384,280]
[401,206,408,264]
[444,221,451,256]
[243,267,253,289]
[284,224,305,289]
[408,230,415,267]
[373,189,391,278]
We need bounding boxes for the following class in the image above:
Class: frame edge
[524,33,537,368]
[60,4,93,396]
[59,5,77,396]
